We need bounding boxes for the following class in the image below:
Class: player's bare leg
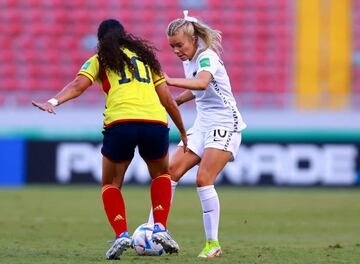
[196,148,232,258]
[169,146,201,182]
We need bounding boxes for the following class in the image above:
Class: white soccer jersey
[182,46,246,132]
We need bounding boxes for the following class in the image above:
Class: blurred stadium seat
[3,0,355,109]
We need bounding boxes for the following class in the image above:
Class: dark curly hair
[97,19,162,76]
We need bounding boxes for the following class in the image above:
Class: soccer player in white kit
[149,11,247,258]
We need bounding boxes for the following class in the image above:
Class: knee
[196,169,214,187]
[196,173,209,187]
[196,177,206,187]
[169,163,182,182]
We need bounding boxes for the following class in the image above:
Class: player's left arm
[155,82,188,151]
[32,75,92,114]
[165,71,212,91]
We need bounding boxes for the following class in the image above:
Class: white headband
[183,10,198,23]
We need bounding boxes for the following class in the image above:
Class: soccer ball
[131,223,164,256]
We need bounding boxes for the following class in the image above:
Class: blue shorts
[101,122,169,161]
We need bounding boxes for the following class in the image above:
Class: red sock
[151,174,171,229]
[102,184,127,237]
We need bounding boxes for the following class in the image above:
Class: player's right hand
[31,101,56,115]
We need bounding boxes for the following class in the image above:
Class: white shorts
[178,128,242,161]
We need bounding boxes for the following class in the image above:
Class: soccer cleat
[198,240,222,258]
[152,224,180,254]
[105,231,131,260]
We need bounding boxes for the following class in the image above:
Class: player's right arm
[32,55,98,114]
[174,90,195,106]
[31,75,92,114]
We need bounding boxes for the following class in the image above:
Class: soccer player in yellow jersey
[32,19,187,260]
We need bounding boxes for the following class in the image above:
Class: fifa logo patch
[200,58,210,68]
[81,61,91,70]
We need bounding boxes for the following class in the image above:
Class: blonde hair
[167,18,222,55]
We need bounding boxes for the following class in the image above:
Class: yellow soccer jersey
[77,50,167,126]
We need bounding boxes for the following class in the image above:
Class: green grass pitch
[0,186,360,263]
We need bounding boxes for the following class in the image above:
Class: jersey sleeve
[196,52,218,76]
[77,55,99,83]
[151,70,166,87]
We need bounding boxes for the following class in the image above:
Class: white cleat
[152,224,179,254]
[105,232,131,260]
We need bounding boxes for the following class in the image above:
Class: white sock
[197,185,220,241]
[148,180,178,225]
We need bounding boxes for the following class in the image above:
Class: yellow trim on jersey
[153,77,165,86]
[77,51,168,126]
[78,71,95,83]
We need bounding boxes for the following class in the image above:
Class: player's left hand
[32,101,56,115]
